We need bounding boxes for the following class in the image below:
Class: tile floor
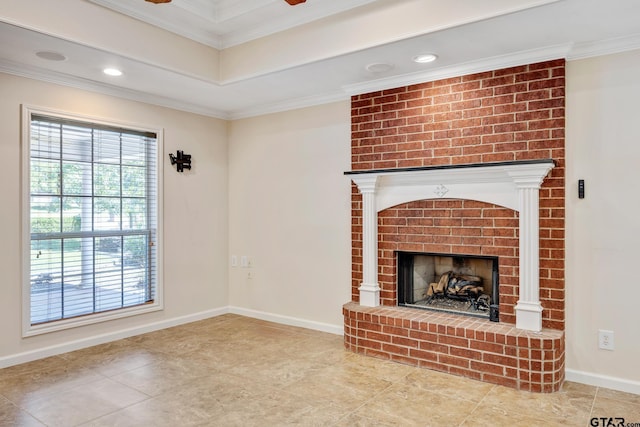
[1,314,639,426]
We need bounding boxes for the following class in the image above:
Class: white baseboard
[228,306,344,336]
[0,306,342,369]
[0,307,229,369]
[565,369,640,395]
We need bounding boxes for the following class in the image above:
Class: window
[23,107,162,335]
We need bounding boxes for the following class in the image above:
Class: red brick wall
[350,59,565,330]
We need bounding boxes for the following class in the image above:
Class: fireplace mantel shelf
[348,159,555,332]
[344,159,555,176]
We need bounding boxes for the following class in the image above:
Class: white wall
[227,102,352,331]
[0,73,228,365]
[565,49,640,391]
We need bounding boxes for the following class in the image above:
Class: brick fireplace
[343,59,565,392]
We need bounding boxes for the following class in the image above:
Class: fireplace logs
[425,271,490,311]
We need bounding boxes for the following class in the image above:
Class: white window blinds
[28,114,158,325]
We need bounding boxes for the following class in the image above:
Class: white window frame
[21,105,164,337]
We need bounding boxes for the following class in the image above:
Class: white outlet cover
[598,330,614,351]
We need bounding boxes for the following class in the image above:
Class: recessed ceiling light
[365,62,394,74]
[103,68,123,77]
[35,51,67,62]
[413,53,438,64]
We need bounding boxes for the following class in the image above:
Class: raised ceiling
[89,0,381,49]
[1,0,640,119]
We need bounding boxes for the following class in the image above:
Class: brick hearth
[343,303,564,392]
[345,59,565,392]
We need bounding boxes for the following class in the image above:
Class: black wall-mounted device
[578,179,585,199]
[169,150,192,173]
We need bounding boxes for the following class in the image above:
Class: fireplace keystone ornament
[346,159,555,332]
[434,184,449,198]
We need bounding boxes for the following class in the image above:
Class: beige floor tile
[212,389,348,427]
[353,382,476,426]
[591,396,640,421]
[21,377,149,427]
[0,395,45,427]
[0,356,66,382]
[283,364,394,412]
[333,413,397,427]
[331,352,418,383]
[86,370,276,426]
[58,340,166,377]
[401,368,495,403]
[0,363,105,405]
[596,387,640,405]
[81,395,226,427]
[562,380,600,397]
[109,355,217,397]
[478,384,594,426]
[226,351,330,388]
[462,405,572,427]
[130,330,224,357]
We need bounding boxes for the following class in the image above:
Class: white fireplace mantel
[347,160,555,332]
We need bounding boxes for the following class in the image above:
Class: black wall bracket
[169,150,192,172]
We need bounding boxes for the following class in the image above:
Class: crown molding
[567,32,640,61]
[88,0,223,48]
[342,43,573,96]
[0,57,348,120]
[4,31,640,121]
[0,60,230,120]
[343,34,640,98]
[227,91,349,120]
[88,0,379,50]
[220,0,379,48]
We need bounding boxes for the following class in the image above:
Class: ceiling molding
[567,32,640,61]
[88,0,379,49]
[3,30,640,121]
[219,0,382,48]
[342,43,573,96]
[88,0,223,48]
[227,91,350,120]
[0,60,230,120]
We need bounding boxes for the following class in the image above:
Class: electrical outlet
[598,330,614,351]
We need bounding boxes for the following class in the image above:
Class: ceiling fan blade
[285,0,306,5]
[145,0,172,3]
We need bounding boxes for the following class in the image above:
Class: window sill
[22,301,163,338]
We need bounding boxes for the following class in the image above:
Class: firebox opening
[397,251,499,321]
